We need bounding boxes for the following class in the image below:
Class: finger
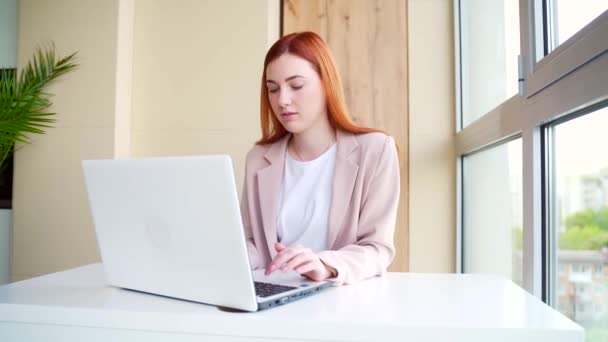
[265,247,290,275]
[267,248,300,274]
[272,248,301,268]
[283,254,313,272]
[295,261,320,275]
[275,242,286,252]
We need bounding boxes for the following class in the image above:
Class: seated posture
[241,31,400,285]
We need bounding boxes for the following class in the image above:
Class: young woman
[241,31,400,285]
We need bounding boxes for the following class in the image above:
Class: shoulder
[353,132,395,152]
[243,139,282,173]
[245,143,269,162]
[345,132,396,161]
[244,143,270,170]
[342,131,398,172]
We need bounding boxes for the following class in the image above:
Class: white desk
[0,263,582,341]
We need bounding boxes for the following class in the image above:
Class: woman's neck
[289,125,336,161]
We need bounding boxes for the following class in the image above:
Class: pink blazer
[240,129,400,285]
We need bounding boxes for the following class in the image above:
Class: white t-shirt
[276,144,337,252]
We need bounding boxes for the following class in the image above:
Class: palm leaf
[0,44,78,173]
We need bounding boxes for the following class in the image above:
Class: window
[577,303,587,313]
[549,0,608,50]
[578,284,588,294]
[458,0,520,127]
[456,1,608,341]
[549,107,608,334]
[462,138,523,286]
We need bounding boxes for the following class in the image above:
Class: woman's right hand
[265,242,336,281]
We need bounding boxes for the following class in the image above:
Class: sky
[555,107,608,176]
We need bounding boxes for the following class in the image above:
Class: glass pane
[552,107,608,341]
[552,0,608,49]
[463,139,523,286]
[460,0,520,127]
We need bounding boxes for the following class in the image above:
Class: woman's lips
[281,112,298,121]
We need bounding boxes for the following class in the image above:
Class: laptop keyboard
[254,281,297,298]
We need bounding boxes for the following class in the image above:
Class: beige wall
[12,0,279,281]
[130,0,279,191]
[408,0,456,273]
[12,0,121,281]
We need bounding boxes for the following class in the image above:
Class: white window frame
[454,0,608,303]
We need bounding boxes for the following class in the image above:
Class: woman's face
[265,53,328,135]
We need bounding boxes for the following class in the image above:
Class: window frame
[531,12,608,95]
[454,0,608,302]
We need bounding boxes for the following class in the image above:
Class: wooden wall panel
[283,0,409,272]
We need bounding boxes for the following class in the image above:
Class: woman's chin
[281,122,307,134]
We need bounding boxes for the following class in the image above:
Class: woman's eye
[268,84,302,94]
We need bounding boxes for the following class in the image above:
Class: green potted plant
[0,44,78,284]
[0,44,78,174]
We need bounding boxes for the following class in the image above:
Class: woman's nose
[278,89,292,106]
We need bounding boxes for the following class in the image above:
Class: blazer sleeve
[318,135,400,285]
[240,152,262,270]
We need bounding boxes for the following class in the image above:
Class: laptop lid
[82,155,259,311]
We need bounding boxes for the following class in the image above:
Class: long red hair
[257,31,384,144]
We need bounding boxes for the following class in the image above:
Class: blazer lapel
[327,130,359,249]
[256,135,289,259]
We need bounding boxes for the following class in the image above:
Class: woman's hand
[265,243,336,281]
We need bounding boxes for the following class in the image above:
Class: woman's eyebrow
[266,75,306,84]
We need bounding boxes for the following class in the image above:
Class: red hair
[257,31,384,144]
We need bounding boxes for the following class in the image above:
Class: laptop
[81,155,331,312]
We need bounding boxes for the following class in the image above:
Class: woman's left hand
[265,242,335,281]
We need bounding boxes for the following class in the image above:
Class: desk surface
[0,263,582,341]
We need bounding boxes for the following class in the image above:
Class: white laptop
[81,155,330,312]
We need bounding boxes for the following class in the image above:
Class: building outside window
[551,109,608,334]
